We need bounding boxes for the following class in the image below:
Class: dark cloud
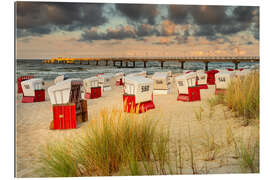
[233,6,257,22]
[81,23,162,42]
[80,25,137,42]
[168,5,190,24]
[195,25,216,36]
[135,24,159,37]
[115,4,158,25]
[191,6,227,25]
[16,2,107,37]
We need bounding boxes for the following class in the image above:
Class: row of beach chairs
[17,68,253,130]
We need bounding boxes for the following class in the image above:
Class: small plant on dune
[174,139,184,174]
[236,133,259,173]
[186,123,198,174]
[199,123,219,161]
[195,107,204,122]
[152,129,170,175]
[37,141,80,177]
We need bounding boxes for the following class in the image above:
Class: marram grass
[224,71,259,120]
[37,107,171,177]
[208,71,259,124]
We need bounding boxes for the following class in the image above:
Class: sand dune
[15,74,258,177]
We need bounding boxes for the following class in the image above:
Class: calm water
[16,59,259,81]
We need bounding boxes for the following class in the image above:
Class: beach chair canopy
[124,76,153,104]
[175,73,197,94]
[152,72,169,90]
[215,72,234,89]
[54,75,69,84]
[98,74,112,85]
[21,78,45,96]
[196,72,207,85]
[83,76,99,93]
[48,78,83,105]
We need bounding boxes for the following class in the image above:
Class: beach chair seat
[152,72,170,95]
[215,72,234,95]
[175,72,201,102]
[123,76,155,113]
[48,79,86,130]
[17,75,34,93]
[196,71,208,89]
[21,78,45,103]
[83,77,101,99]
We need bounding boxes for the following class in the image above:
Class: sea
[16,59,259,81]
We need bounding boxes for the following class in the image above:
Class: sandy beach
[15,73,259,177]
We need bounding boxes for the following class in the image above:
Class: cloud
[80,25,137,42]
[16,2,107,37]
[160,20,177,36]
[168,5,190,24]
[191,6,227,25]
[115,4,158,25]
[167,5,259,40]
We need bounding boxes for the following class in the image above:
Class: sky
[15,1,259,59]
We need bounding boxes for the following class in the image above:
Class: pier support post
[120,61,123,67]
[161,61,164,68]
[106,60,108,66]
[96,60,99,66]
[144,61,147,68]
[113,61,116,66]
[133,61,135,68]
[80,61,82,65]
[87,60,90,65]
[204,61,209,71]
[180,61,185,69]
[234,61,239,70]
[126,61,128,68]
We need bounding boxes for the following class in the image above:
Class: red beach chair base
[84,87,102,99]
[177,87,201,102]
[123,94,155,113]
[91,87,101,99]
[215,88,226,95]
[21,90,45,103]
[52,104,77,130]
[207,78,215,85]
[21,96,35,103]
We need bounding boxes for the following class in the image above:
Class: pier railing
[42,56,259,70]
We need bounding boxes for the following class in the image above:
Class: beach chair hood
[21,78,44,97]
[124,76,153,104]
[48,78,83,105]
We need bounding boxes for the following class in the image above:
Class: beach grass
[37,107,172,177]
[208,71,259,125]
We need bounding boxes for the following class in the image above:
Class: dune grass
[208,71,259,125]
[37,107,173,177]
[224,71,259,120]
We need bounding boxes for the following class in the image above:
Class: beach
[15,73,259,177]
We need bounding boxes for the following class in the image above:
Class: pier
[42,56,259,70]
